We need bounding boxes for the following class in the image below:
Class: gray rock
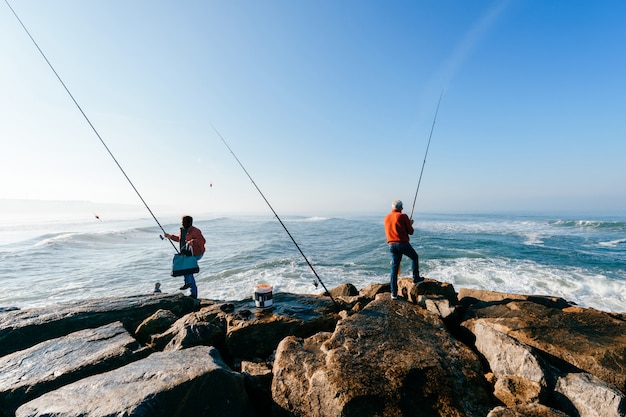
[164,321,224,351]
[272,297,492,417]
[465,301,626,392]
[358,283,389,298]
[15,346,252,417]
[464,320,551,406]
[134,309,179,343]
[150,304,226,351]
[423,295,457,319]
[0,321,146,417]
[554,372,626,417]
[0,294,196,357]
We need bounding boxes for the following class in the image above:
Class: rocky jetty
[0,280,624,417]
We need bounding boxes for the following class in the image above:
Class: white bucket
[254,284,274,309]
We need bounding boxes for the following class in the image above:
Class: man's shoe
[413,277,425,284]
[180,283,191,290]
[391,294,398,300]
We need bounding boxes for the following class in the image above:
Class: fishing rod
[5,0,178,253]
[409,90,444,220]
[210,124,337,305]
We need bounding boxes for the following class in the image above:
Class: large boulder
[463,320,553,406]
[149,304,227,352]
[134,309,179,343]
[398,277,458,305]
[225,292,339,360]
[272,296,492,417]
[465,300,626,392]
[0,321,146,417]
[15,346,252,417]
[0,294,196,357]
[358,283,389,299]
[554,372,626,417]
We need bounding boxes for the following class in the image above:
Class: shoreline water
[1,203,624,313]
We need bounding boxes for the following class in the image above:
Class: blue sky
[1,0,625,217]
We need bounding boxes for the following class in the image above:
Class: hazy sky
[1,1,625,217]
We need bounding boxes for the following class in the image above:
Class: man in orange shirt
[384,200,423,300]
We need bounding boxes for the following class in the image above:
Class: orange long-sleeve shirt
[384,210,414,244]
[170,226,206,256]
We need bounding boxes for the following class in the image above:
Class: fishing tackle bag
[171,253,199,277]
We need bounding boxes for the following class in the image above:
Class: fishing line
[409,90,444,220]
[210,124,337,305]
[5,0,178,253]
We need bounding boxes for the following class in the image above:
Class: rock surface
[0,293,196,357]
[554,372,626,417]
[271,295,492,416]
[15,346,251,417]
[464,320,552,406]
[1,283,624,417]
[463,299,626,392]
[0,321,146,417]
[224,292,339,360]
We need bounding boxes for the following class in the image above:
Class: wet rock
[0,294,196,357]
[465,300,626,392]
[15,346,251,417]
[271,297,492,417]
[0,322,147,417]
[225,292,339,360]
[554,372,626,417]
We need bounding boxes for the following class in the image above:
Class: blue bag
[171,253,199,277]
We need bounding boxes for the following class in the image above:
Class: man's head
[392,200,403,211]
[182,215,193,229]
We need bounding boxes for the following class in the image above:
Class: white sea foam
[598,238,626,248]
[427,257,625,313]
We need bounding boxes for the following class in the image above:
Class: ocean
[1,209,625,313]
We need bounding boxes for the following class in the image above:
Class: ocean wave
[598,238,626,248]
[427,257,625,313]
[30,228,149,249]
[284,216,332,222]
[550,219,626,231]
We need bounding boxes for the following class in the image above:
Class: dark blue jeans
[183,254,203,298]
[389,243,419,297]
